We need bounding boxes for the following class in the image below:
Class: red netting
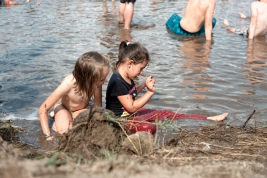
[124,108,207,134]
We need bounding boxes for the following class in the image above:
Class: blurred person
[224,0,267,39]
[166,0,216,40]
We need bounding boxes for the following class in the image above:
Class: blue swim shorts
[166,13,216,36]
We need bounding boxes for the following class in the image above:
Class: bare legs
[224,12,247,33]
[119,2,134,29]
[102,0,116,15]
[51,103,87,134]
[224,19,237,33]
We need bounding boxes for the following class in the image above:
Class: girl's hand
[145,76,156,92]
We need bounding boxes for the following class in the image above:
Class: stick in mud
[243,110,256,128]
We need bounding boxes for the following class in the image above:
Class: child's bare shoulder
[59,74,76,88]
[61,74,75,82]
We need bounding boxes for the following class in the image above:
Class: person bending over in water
[166,0,216,40]
[0,0,19,5]
[39,52,110,140]
[224,0,267,39]
[106,40,228,135]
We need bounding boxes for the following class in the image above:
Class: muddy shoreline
[1,108,267,178]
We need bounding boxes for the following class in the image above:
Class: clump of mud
[56,107,126,159]
[0,120,20,143]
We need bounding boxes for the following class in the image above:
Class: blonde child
[39,51,110,140]
[106,41,228,134]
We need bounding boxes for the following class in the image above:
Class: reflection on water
[178,37,212,97]
[1,0,267,147]
[244,37,267,84]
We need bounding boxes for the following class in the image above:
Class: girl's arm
[93,86,102,107]
[117,90,154,113]
[38,75,72,137]
[136,81,146,94]
[117,76,156,113]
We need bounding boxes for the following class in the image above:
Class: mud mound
[0,120,20,143]
[56,107,125,159]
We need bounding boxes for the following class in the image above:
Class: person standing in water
[118,0,135,29]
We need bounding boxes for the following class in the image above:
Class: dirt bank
[0,108,266,178]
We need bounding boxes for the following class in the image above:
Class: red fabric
[124,108,207,134]
[5,1,10,5]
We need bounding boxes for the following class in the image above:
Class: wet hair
[72,51,109,99]
[116,40,150,69]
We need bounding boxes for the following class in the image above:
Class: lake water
[1,0,267,147]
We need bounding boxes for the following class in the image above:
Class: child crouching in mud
[39,52,110,140]
[106,40,228,134]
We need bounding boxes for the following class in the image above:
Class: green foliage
[45,152,62,167]
[100,149,117,161]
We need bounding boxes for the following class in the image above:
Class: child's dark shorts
[120,0,136,3]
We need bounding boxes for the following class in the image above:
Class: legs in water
[119,2,134,29]
[224,19,237,33]
[224,12,247,33]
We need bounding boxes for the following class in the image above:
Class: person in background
[118,0,135,29]
[0,0,19,5]
[224,0,267,39]
[166,0,216,40]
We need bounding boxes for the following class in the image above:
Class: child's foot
[224,19,229,26]
[207,113,228,121]
[239,12,246,19]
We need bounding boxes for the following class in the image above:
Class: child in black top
[106,40,228,134]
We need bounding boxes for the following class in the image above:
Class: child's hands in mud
[45,134,54,141]
[46,136,54,141]
[145,76,156,92]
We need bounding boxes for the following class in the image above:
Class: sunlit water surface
[1,0,267,147]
